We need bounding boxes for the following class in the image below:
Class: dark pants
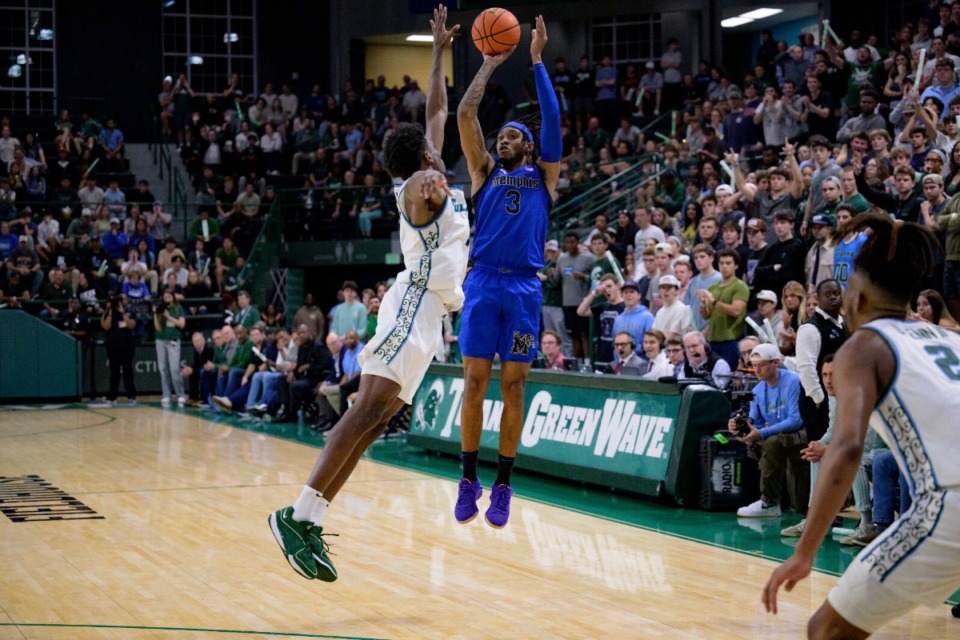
[199,368,217,403]
[188,367,202,400]
[338,375,362,416]
[710,339,740,372]
[106,342,136,401]
[289,378,319,416]
[799,393,830,442]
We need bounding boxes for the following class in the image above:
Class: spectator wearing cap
[538,239,569,356]
[638,61,664,117]
[836,90,886,142]
[920,58,960,121]
[647,242,675,311]
[611,280,655,356]
[745,289,785,345]
[102,217,129,262]
[66,208,95,247]
[805,214,835,291]
[652,275,693,341]
[753,210,805,303]
[727,343,805,518]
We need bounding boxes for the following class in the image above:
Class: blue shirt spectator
[340,340,365,378]
[98,126,124,153]
[750,367,803,439]
[0,223,18,258]
[102,185,127,220]
[102,222,129,260]
[612,302,655,352]
[121,277,150,302]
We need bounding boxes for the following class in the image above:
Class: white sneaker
[737,499,782,518]
[177,396,187,407]
[781,519,806,537]
[212,396,233,414]
[161,397,172,407]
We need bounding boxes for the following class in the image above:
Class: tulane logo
[510,331,535,356]
[414,379,445,432]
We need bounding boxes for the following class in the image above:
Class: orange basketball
[471,8,521,56]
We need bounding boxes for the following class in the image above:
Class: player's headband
[499,121,534,143]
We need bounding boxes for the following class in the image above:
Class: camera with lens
[153,300,167,316]
[728,390,755,436]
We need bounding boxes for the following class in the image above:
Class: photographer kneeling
[728,343,807,518]
[153,290,187,407]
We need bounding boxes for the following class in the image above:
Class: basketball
[471,8,520,56]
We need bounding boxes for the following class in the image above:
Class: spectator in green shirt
[698,248,749,369]
[189,207,221,244]
[215,236,241,289]
[538,239,568,354]
[365,295,379,341]
[153,290,187,406]
[233,290,261,330]
[218,324,253,397]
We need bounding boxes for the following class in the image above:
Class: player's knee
[500,376,526,401]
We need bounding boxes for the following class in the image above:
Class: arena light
[739,8,783,20]
[721,17,754,28]
[38,29,53,41]
[7,64,21,78]
[164,0,176,7]
[16,54,32,65]
[406,35,434,42]
[187,55,204,65]
[223,32,239,43]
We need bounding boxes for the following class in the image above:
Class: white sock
[292,485,324,523]
[311,496,330,527]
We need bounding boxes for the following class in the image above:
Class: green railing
[550,155,667,236]
[148,106,190,235]
[233,194,283,307]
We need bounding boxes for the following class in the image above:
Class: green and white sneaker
[309,526,339,582]
[780,519,806,537]
[268,507,318,579]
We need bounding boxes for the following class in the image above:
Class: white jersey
[864,318,960,494]
[392,179,470,311]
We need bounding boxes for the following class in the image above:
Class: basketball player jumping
[454,15,560,528]
[763,214,960,637]
[268,5,468,581]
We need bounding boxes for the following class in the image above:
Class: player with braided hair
[764,214,960,637]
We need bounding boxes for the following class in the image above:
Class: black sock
[461,450,479,482]
[495,455,515,486]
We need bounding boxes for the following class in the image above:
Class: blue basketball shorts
[458,264,542,363]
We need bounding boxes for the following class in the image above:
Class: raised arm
[783,140,803,199]
[532,15,561,200]
[426,5,459,160]
[458,48,515,192]
[725,149,754,202]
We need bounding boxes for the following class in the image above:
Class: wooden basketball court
[0,405,955,639]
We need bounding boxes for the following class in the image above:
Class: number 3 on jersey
[505,189,521,215]
[924,344,960,381]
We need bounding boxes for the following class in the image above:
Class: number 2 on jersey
[505,189,521,215]
[924,345,960,381]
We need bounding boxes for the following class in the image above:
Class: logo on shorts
[510,331,535,356]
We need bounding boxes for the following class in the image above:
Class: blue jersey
[833,231,868,288]
[471,161,550,271]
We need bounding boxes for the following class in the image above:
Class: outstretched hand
[431,4,460,50]
[762,554,812,614]
[531,15,548,62]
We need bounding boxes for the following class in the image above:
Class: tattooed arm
[457,45,516,194]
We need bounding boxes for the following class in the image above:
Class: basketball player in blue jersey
[454,15,561,529]
[268,6,469,582]
[764,215,960,637]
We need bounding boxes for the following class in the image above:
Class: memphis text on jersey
[489,174,541,189]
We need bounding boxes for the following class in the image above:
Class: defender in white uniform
[359,182,468,403]
[764,214,960,637]
[268,5,464,582]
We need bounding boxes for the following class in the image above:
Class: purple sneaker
[454,478,483,524]
[484,484,513,529]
